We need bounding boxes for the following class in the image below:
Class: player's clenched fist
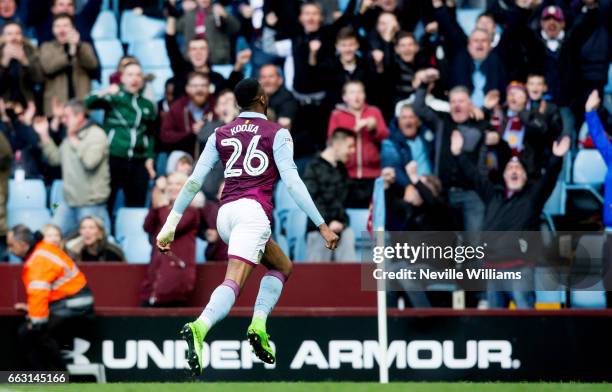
[319,223,339,250]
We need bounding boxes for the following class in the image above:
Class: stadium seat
[346,208,370,245]
[286,209,307,261]
[128,39,170,68]
[274,182,298,212]
[143,67,174,101]
[535,291,565,309]
[456,9,482,35]
[572,149,607,185]
[196,238,207,264]
[274,233,290,256]
[119,10,165,44]
[8,208,52,232]
[120,233,152,264]
[8,179,47,210]
[346,208,371,261]
[114,208,149,243]
[570,291,606,308]
[273,182,299,241]
[211,64,234,80]
[91,9,118,40]
[94,39,124,68]
[566,149,607,204]
[49,179,64,209]
[605,63,612,94]
[91,68,116,93]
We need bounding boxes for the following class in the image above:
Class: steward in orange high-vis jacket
[9,224,94,370]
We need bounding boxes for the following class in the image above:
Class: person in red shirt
[327,80,389,207]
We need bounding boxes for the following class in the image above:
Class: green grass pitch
[1,383,610,392]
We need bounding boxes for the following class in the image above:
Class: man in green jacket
[85,61,157,208]
[33,100,110,236]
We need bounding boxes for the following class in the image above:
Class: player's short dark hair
[330,127,356,142]
[53,12,75,26]
[336,26,358,43]
[394,31,416,46]
[234,78,262,109]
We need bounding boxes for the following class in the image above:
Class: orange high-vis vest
[21,241,88,323]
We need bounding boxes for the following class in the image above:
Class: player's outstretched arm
[156,133,220,251]
[273,129,339,250]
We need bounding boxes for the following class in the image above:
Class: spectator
[26,0,102,44]
[66,216,125,262]
[0,22,44,105]
[151,152,205,210]
[358,0,423,34]
[303,128,357,262]
[197,89,234,199]
[327,80,389,207]
[39,13,99,117]
[432,1,507,108]
[41,224,62,248]
[385,162,456,307]
[85,62,157,208]
[0,99,44,179]
[367,11,399,62]
[177,0,241,65]
[258,64,298,130]
[0,127,10,259]
[585,90,612,305]
[413,80,511,231]
[32,100,111,236]
[322,27,381,110]
[451,130,570,308]
[158,77,176,125]
[108,55,156,103]
[165,5,246,99]
[199,180,228,262]
[290,0,358,156]
[525,73,563,141]
[142,172,200,306]
[0,0,22,30]
[486,81,559,177]
[385,32,429,111]
[9,224,93,370]
[160,71,213,157]
[521,3,608,121]
[567,0,611,119]
[381,103,434,188]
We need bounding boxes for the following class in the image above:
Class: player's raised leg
[247,240,293,364]
[181,259,254,376]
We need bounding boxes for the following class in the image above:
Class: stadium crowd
[0,0,611,308]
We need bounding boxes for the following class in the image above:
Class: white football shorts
[216,198,271,265]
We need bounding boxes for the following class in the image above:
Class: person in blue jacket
[381,103,435,188]
[585,89,612,307]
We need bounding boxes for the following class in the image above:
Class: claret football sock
[252,271,286,325]
[198,279,240,330]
